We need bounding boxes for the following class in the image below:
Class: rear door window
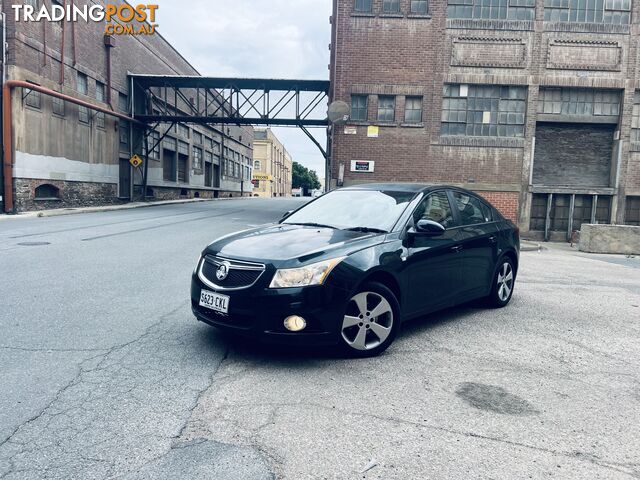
[451,192,490,226]
[479,201,494,222]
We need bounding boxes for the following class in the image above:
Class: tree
[292,161,321,195]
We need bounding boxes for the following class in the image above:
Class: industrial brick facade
[1,1,253,213]
[329,0,640,239]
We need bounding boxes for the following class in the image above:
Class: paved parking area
[180,244,640,479]
[0,202,638,479]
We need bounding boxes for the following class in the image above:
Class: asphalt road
[0,198,639,479]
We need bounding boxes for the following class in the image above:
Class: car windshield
[282,189,417,232]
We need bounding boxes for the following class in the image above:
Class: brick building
[0,1,253,213]
[252,128,293,198]
[329,0,640,240]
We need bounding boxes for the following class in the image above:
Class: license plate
[199,290,229,314]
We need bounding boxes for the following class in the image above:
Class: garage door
[532,123,615,187]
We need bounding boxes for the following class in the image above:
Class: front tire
[488,257,515,308]
[338,282,400,357]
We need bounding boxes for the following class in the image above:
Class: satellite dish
[328,101,350,125]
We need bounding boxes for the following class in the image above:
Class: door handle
[489,236,497,244]
[451,245,463,253]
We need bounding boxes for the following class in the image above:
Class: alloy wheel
[341,291,393,351]
[496,262,514,302]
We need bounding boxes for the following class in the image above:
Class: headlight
[269,257,345,289]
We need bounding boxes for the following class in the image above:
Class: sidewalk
[0,197,251,220]
[521,240,545,252]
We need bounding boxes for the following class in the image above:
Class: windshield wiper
[344,227,388,234]
[284,222,338,229]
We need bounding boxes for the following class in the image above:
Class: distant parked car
[191,184,520,357]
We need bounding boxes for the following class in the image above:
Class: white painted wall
[14,151,119,183]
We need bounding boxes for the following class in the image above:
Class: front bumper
[191,272,350,346]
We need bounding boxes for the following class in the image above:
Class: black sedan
[191,184,519,357]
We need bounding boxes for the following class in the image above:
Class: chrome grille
[198,255,265,290]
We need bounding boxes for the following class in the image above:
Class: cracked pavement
[1,199,639,479]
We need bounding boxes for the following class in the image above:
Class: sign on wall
[367,126,379,138]
[129,154,143,168]
[351,161,375,173]
[253,174,273,181]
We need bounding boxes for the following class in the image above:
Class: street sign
[130,154,143,168]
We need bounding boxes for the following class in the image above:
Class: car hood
[204,224,385,265]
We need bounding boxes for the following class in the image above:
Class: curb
[0,197,253,220]
[521,241,544,252]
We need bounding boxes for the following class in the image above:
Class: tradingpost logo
[11,3,159,36]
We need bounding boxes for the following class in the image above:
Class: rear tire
[338,282,400,358]
[488,257,516,308]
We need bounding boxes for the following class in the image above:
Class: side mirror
[415,219,446,236]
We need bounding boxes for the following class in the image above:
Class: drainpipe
[2,80,142,213]
[104,35,115,108]
[59,3,65,85]
[70,0,77,66]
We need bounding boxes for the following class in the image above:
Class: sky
[153,0,332,181]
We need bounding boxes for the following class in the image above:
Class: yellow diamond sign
[130,154,143,168]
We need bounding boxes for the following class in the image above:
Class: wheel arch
[501,249,519,275]
[357,269,402,306]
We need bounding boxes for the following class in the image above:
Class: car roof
[343,183,430,193]
[342,183,474,194]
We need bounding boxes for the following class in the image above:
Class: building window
[538,88,621,117]
[383,0,400,13]
[350,95,368,122]
[146,130,160,159]
[530,194,613,232]
[631,92,640,145]
[177,123,190,139]
[24,87,41,109]
[377,96,395,122]
[178,140,189,156]
[411,0,428,14]
[25,0,38,7]
[355,0,373,12]
[119,120,129,151]
[205,137,213,150]
[35,184,60,200]
[544,0,630,24]
[626,197,640,226]
[78,106,90,124]
[193,147,203,171]
[118,93,128,113]
[77,72,88,95]
[254,160,262,170]
[95,82,105,102]
[447,0,535,20]
[193,131,203,145]
[404,97,423,123]
[95,82,105,128]
[442,84,527,137]
[52,96,65,116]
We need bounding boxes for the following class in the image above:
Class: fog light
[284,315,307,332]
